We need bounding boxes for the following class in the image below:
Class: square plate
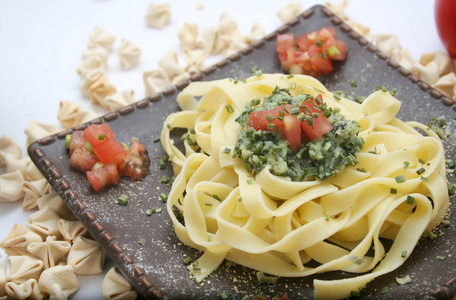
[28,5,456,299]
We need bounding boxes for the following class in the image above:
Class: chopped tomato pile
[67,123,150,192]
[247,94,333,151]
[276,27,347,77]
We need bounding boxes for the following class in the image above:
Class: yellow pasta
[161,74,449,299]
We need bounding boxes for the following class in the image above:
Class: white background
[0,0,448,299]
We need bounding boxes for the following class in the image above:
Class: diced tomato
[276,26,347,77]
[86,163,120,192]
[297,33,312,51]
[84,123,116,148]
[308,45,334,75]
[247,105,292,132]
[119,139,151,180]
[276,33,297,53]
[93,139,130,166]
[283,115,301,151]
[69,131,87,156]
[70,148,100,172]
[300,95,333,140]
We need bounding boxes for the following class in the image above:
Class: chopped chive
[267,122,276,130]
[419,158,426,164]
[84,141,93,152]
[65,134,72,149]
[138,238,146,245]
[283,106,290,114]
[223,147,231,154]
[406,195,415,205]
[160,193,168,202]
[327,45,340,57]
[146,208,155,216]
[297,112,306,121]
[287,74,294,79]
[247,179,253,185]
[291,107,300,115]
[266,115,276,121]
[205,202,213,206]
[237,196,242,202]
[437,255,446,261]
[401,250,407,258]
[355,96,366,103]
[167,123,174,130]
[98,134,105,141]
[357,168,366,172]
[395,175,406,183]
[447,160,455,169]
[443,219,451,227]
[390,89,397,96]
[153,137,160,143]
[437,115,446,127]
[219,291,230,299]
[381,286,389,294]
[448,183,455,195]
[315,39,323,47]
[290,81,297,90]
[155,207,163,213]
[277,115,284,121]
[396,275,411,285]
[326,215,330,221]
[121,142,130,151]
[416,168,425,175]
[306,116,314,126]
[420,176,429,182]
[349,79,358,88]
[381,86,388,92]
[212,194,221,201]
[117,194,129,205]
[403,161,410,169]
[161,175,170,184]
[183,257,192,265]
[390,188,397,194]
[159,157,166,169]
[350,291,361,297]
[427,231,437,239]
[225,104,234,113]
[322,51,327,59]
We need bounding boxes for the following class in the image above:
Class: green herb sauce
[233,87,364,181]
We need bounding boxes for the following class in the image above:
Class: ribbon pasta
[161,74,449,299]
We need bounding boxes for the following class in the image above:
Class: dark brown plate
[28,5,456,300]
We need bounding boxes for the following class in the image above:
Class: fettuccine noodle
[161,74,449,299]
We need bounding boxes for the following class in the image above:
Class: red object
[435,0,456,59]
[69,148,99,172]
[276,27,347,77]
[84,123,116,148]
[86,164,120,192]
[246,95,333,151]
[84,124,129,165]
[69,130,87,156]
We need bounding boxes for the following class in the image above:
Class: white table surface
[0,0,447,299]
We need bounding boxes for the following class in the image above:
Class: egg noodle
[161,74,449,299]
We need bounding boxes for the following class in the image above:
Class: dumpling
[58,219,87,243]
[5,278,44,300]
[66,236,106,274]
[178,23,198,49]
[36,191,76,221]
[143,69,171,96]
[117,39,141,70]
[38,265,79,299]
[158,50,185,81]
[0,170,24,203]
[6,255,43,283]
[0,135,22,168]
[0,264,6,297]
[57,100,98,129]
[22,178,52,211]
[88,26,116,52]
[420,51,455,76]
[24,121,56,147]
[432,72,456,100]
[101,89,136,112]
[277,3,303,23]
[27,235,71,269]
[145,3,171,29]
[0,224,42,256]
[26,206,62,239]
[101,267,138,300]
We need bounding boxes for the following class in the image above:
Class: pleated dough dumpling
[0,170,24,202]
[375,33,402,62]
[101,89,136,112]
[57,100,98,129]
[88,26,116,52]
[158,50,185,81]
[6,255,43,283]
[27,235,71,269]
[432,72,456,100]
[5,278,44,300]
[410,61,440,85]
[67,236,106,274]
[117,39,141,70]
[178,23,198,49]
[86,75,117,106]
[57,219,87,244]
[145,3,171,29]
[277,2,302,23]
[420,51,455,76]
[36,191,76,221]
[101,267,138,300]
[22,178,51,211]
[0,224,42,256]
[143,69,171,95]
[82,46,110,66]
[0,134,22,167]
[26,206,62,239]
[244,22,266,44]
[38,265,79,299]
[24,121,56,147]
[0,264,6,297]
